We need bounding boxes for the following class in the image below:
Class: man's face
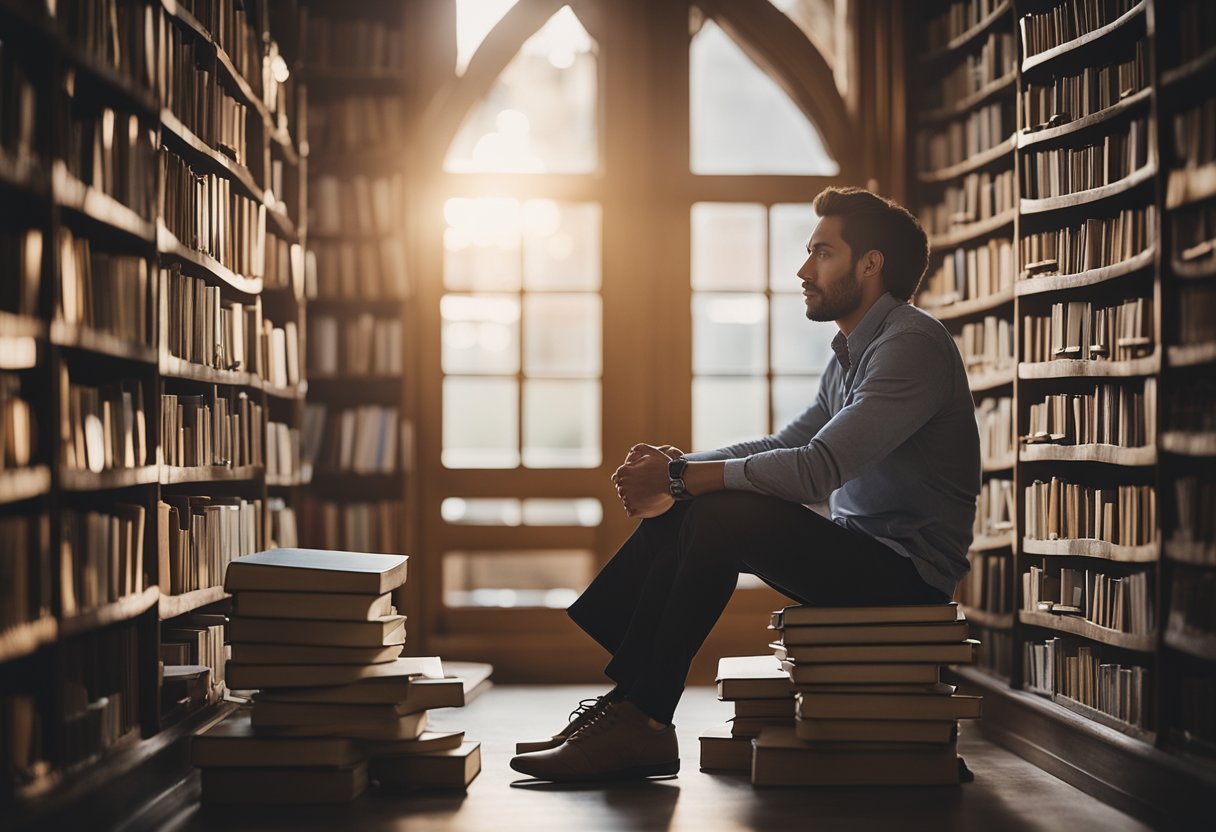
[796,215,864,323]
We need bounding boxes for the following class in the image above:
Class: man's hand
[624,444,684,465]
[611,444,675,519]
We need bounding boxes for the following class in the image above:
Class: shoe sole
[512,759,680,782]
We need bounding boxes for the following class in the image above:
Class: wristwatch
[668,457,694,500]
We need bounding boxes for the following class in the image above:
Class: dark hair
[811,187,929,301]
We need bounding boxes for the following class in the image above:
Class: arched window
[411,0,855,677]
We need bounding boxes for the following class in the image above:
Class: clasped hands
[610,443,683,519]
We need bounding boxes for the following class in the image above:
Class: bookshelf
[298,0,413,569]
[910,0,1216,821]
[0,0,307,822]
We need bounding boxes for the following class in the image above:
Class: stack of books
[191,548,481,804]
[701,601,983,786]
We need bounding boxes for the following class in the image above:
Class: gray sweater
[685,292,980,598]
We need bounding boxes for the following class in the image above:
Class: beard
[804,266,863,322]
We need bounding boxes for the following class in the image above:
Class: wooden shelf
[53,162,155,243]
[59,466,158,491]
[263,382,307,401]
[929,207,1016,251]
[158,586,229,619]
[1052,694,1157,744]
[920,285,1014,322]
[920,72,1016,124]
[1019,443,1157,466]
[1164,539,1216,568]
[1020,163,1157,215]
[59,586,160,639]
[1161,45,1216,89]
[266,204,298,244]
[971,531,1014,552]
[0,149,49,199]
[64,48,159,118]
[1021,1,1147,74]
[1160,431,1216,458]
[1164,628,1216,663]
[968,365,1015,392]
[157,222,262,296]
[159,110,264,204]
[265,472,303,487]
[1019,351,1160,379]
[1018,609,1156,652]
[0,466,52,505]
[1167,341,1216,368]
[918,0,1012,65]
[960,605,1013,630]
[51,321,156,365]
[159,465,262,485]
[1170,251,1216,280]
[1018,87,1153,150]
[1015,246,1155,296]
[917,136,1016,184]
[1166,162,1216,211]
[982,453,1015,473]
[0,616,57,663]
[159,353,262,389]
[1022,537,1159,563]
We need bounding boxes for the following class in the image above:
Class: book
[227,655,436,689]
[251,699,416,728]
[772,639,978,665]
[356,730,465,757]
[731,717,791,738]
[200,761,369,804]
[698,725,753,772]
[259,676,464,712]
[367,742,481,791]
[732,698,795,719]
[229,642,403,666]
[716,656,791,700]
[752,726,959,786]
[776,619,969,646]
[780,661,941,686]
[260,710,427,741]
[795,691,983,721]
[248,657,446,704]
[773,602,961,628]
[228,614,406,647]
[795,717,958,745]
[223,548,409,594]
[192,711,363,768]
[233,590,395,621]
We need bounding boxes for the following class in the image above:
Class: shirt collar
[830,293,904,372]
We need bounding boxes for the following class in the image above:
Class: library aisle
[161,685,1153,832]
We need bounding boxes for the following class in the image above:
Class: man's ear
[859,249,884,280]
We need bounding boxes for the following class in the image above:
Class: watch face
[668,457,688,479]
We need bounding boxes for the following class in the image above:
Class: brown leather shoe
[514,689,621,754]
[509,700,679,782]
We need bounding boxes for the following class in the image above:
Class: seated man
[509,187,981,782]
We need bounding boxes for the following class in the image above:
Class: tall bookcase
[909,0,1216,822]
[297,0,414,570]
[0,0,307,822]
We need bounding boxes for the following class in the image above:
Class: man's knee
[677,491,771,554]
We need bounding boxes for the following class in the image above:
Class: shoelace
[567,696,605,725]
[567,703,619,744]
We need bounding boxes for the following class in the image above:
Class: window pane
[443,377,519,468]
[693,293,768,374]
[442,497,523,525]
[691,203,766,290]
[523,200,601,290]
[443,197,522,291]
[773,375,820,430]
[523,379,600,468]
[690,19,839,175]
[455,0,521,75]
[770,203,817,291]
[693,377,767,450]
[771,295,837,374]
[441,294,520,375]
[523,294,601,377]
[443,549,592,608]
[445,6,598,173]
[522,498,603,527]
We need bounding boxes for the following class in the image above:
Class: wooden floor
[162,685,1156,832]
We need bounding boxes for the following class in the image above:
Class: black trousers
[566,491,952,725]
